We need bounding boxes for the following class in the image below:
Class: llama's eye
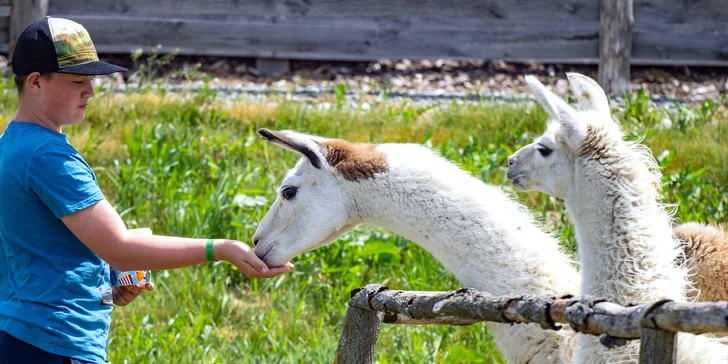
[281,186,298,200]
[536,145,553,158]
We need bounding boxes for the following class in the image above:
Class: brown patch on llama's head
[578,124,639,180]
[578,123,661,197]
[579,124,613,160]
[322,140,388,181]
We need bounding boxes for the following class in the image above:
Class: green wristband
[205,239,216,262]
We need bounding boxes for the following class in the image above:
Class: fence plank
[335,307,382,364]
[638,328,677,364]
[632,20,728,66]
[631,0,728,66]
[55,15,600,62]
[9,0,48,59]
[598,0,633,96]
[0,6,8,46]
[50,0,599,22]
[635,0,728,23]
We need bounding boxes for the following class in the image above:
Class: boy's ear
[23,72,43,93]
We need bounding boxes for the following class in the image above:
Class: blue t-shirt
[0,121,111,363]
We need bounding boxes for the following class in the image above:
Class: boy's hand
[113,282,155,306]
[216,240,294,278]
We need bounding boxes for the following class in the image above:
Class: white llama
[506,73,728,363]
[251,128,582,363]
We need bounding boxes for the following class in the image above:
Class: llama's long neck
[564,131,687,305]
[350,146,580,296]
[345,145,580,363]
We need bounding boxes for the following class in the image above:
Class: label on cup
[110,228,153,286]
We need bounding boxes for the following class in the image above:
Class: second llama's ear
[566,73,610,115]
[525,75,586,151]
[257,128,328,169]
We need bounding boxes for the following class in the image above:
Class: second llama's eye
[281,186,298,200]
[536,145,553,158]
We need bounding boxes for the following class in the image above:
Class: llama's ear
[566,73,610,115]
[525,75,586,150]
[525,75,565,120]
[257,128,327,169]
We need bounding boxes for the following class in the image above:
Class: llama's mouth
[506,170,527,190]
[505,168,520,181]
[254,243,275,262]
[512,178,527,190]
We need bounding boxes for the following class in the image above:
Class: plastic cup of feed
[109,228,153,286]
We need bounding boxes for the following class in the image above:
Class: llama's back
[674,222,728,302]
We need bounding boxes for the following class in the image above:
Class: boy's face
[30,73,96,126]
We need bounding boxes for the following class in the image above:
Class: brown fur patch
[323,140,388,181]
[579,125,661,194]
[579,125,613,160]
[674,222,728,303]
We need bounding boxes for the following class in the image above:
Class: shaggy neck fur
[343,144,581,364]
[565,124,686,304]
[563,124,728,363]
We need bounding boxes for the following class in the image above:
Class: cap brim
[56,61,128,75]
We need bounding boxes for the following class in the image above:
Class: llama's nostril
[253,237,260,246]
[507,157,515,166]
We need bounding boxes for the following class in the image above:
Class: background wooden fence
[3,0,728,93]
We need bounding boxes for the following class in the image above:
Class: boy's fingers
[265,265,293,276]
[127,285,142,295]
[242,249,269,273]
[142,282,155,291]
[115,286,136,302]
[237,261,258,276]
[237,261,292,278]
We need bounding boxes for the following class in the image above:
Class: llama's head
[506,73,619,199]
[252,129,388,267]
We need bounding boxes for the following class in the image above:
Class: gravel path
[4,54,727,106]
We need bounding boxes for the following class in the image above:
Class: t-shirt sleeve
[26,141,105,218]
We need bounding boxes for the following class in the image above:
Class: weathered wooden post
[598,0,633,96]
[334,286,384,364]
[9,0,47,60]
[639,328,676,364]
[0,1,9,52]
[638,300,677,364]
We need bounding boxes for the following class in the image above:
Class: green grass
[1,76,727,363]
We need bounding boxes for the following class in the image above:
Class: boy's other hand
[113,282,154,306]
[216,240,294,278]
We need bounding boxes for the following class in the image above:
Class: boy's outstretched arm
[61,199,294,276]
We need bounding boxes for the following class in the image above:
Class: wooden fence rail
[336,284,728,364]
[4,1,728,94]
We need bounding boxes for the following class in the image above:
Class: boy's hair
[14,73,53,94]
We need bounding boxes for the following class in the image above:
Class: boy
[0,17,293,363]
